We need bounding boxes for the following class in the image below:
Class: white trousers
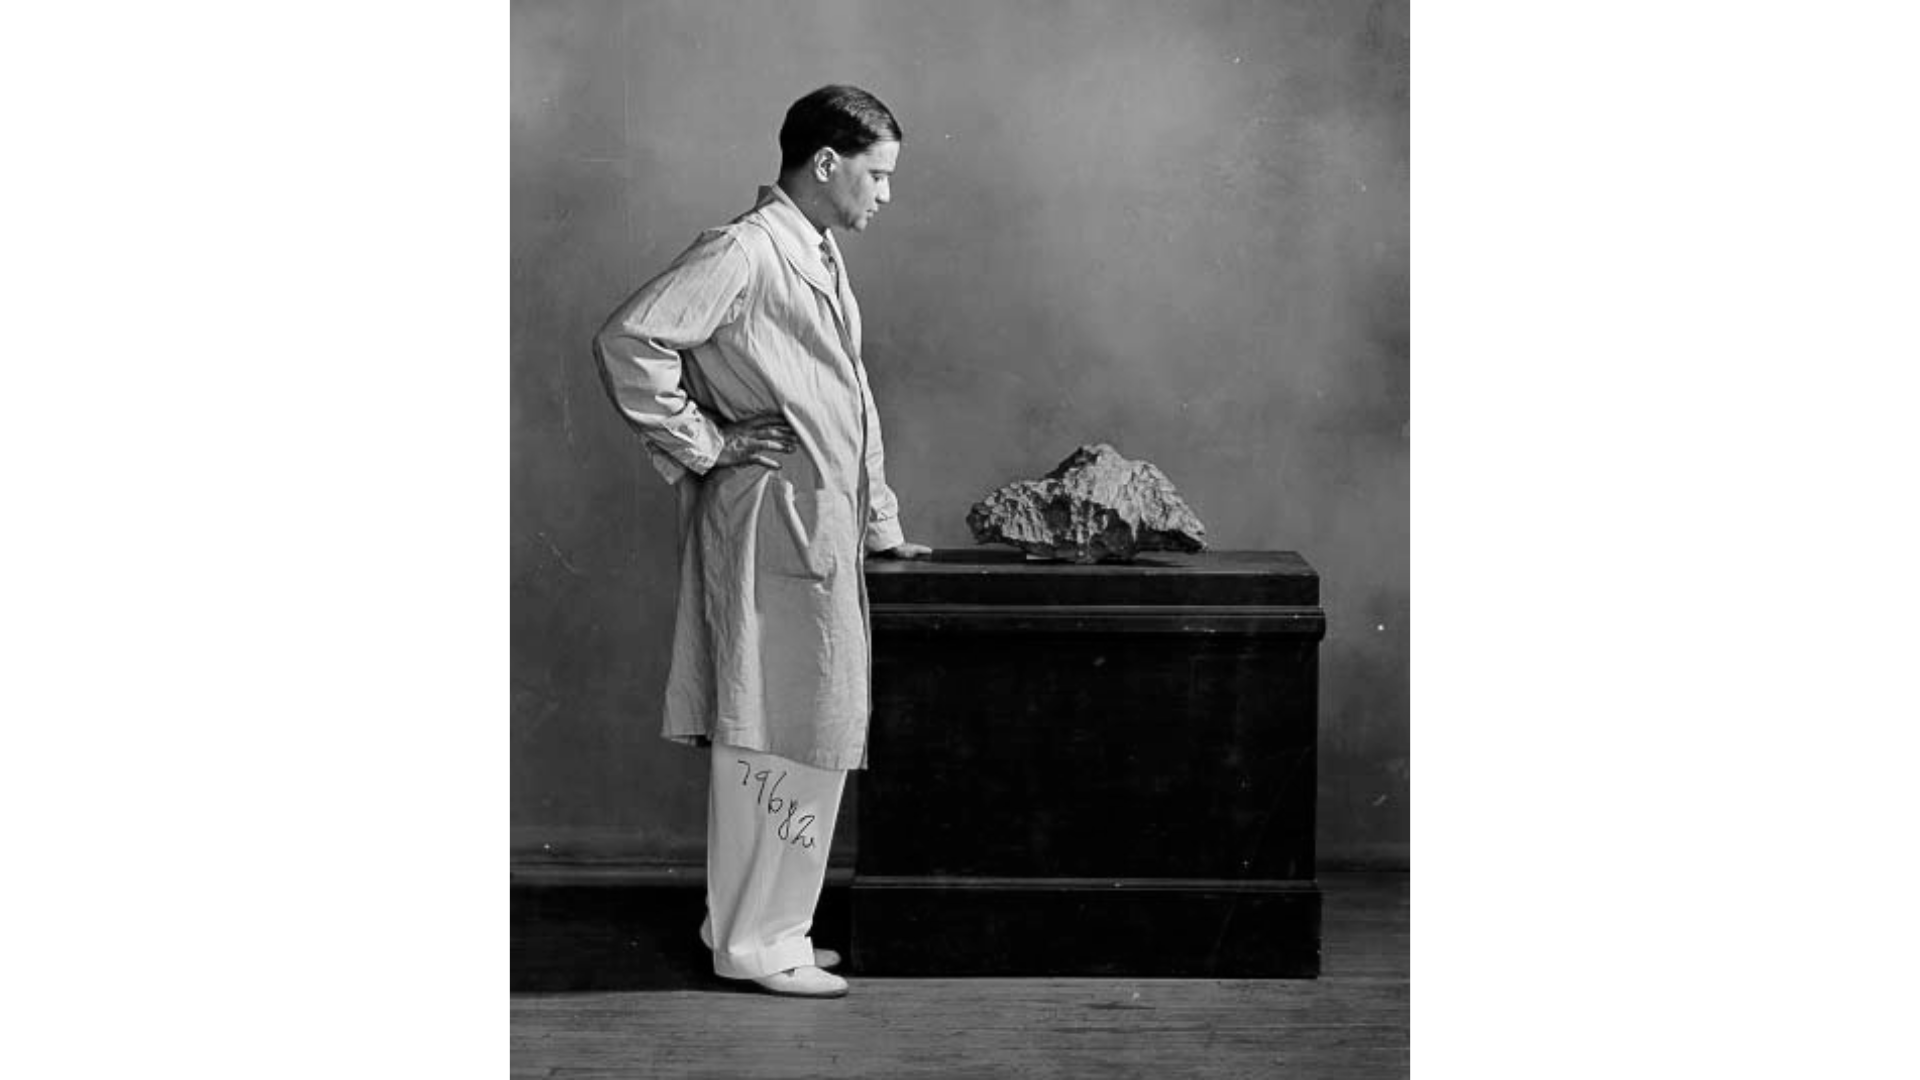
[700,743,847,979]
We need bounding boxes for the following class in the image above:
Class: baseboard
[512,871,853,992]
[511,855,855,887]
[510,851,1401,885]
[850,876,1320,977]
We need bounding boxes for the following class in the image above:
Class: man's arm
[860,381,930,559]
[593,230,748,484]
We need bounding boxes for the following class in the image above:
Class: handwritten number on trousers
[733,760,817,849]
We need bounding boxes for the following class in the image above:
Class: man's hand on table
[875,542,933,560]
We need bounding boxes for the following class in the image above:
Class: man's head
[778,85,901,234]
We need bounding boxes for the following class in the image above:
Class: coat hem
[662,729,866,772]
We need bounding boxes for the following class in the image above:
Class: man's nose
[876,186,890,205]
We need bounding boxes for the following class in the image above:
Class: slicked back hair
[779,85,902,174]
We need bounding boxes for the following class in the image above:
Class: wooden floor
[511,872,1407,1078]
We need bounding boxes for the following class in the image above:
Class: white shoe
[751,965,849,999]
[814,947,842,970]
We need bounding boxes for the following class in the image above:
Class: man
[593,85,929,999]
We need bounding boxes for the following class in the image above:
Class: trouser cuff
[712,934,816,980]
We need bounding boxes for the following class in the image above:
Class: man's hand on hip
[714,414,798,470]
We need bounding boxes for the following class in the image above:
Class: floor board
[512,872,1407,1078]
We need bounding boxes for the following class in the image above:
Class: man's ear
[812,148,837,183]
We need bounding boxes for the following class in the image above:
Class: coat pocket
[763,475,831,581]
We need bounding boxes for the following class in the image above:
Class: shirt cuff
[644,417,723,484]
[864,514,905,553]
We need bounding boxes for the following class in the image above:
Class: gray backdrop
[512,0,1408,869]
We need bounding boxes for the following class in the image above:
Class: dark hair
[778,85,902,173]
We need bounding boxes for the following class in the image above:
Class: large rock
[967,444,1208,563]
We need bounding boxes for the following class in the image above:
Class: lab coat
[594,186,904,770]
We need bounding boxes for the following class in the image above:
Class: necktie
[825,239,856,295]
[820,239,856,350]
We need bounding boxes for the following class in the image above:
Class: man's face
[825,140,898,233]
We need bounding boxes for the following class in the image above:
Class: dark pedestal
[852,550,1325,977]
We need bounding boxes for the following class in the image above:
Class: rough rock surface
[966,444,1208,563]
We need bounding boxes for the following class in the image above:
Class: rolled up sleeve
[593,230,748,484]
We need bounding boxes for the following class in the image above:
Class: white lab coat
[594,185,904,770]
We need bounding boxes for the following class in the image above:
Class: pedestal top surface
[864,549,1319,607]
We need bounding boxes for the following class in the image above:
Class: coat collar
[750,185,839,298]
[744,185,860,356]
